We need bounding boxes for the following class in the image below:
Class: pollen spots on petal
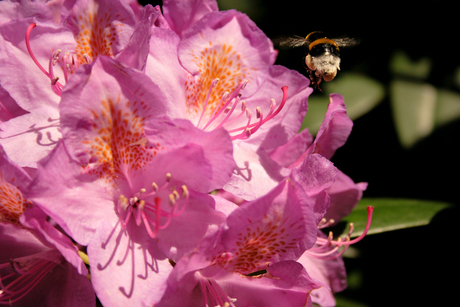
[83,97,161,184]
[68,1,125,62]
[222,212,304,275]
[185,43,249,120]
[0,174,29,226]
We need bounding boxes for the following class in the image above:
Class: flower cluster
[0,0,372,306]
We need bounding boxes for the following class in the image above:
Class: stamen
[199,85,289,141]
[306,206,374,260]
[201,80,248,131]
[117,178,190,239]
[317,218,335,229]
[197,78,220,128]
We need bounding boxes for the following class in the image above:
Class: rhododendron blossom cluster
[0,0,373,306]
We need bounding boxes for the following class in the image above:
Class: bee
[280,31,360,91]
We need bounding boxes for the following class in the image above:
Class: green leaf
[334,295,369,307]
[300,94,329,134]
[301,73,384,134]
[323,72,385,120]
[390,79,436,148]
[434,89,460,127]
[342,198,452,238]
[389,50,432,80]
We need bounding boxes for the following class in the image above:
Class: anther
[245,108,251,118]
[138,200,145,210]
[172,190,180,201]
[240,100,246,111]
[118,195,128,211]
[256,107,262,119]
[169,194,176,206]
[245,128,251,138]
[52,50,61,65]
[181,185,189,197]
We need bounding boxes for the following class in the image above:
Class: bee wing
[279,35,309,48]
[333,37,361,48]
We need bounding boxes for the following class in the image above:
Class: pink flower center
[25,23,88,97]
[116,174,189,239]
[195,79,289,141]
[306,206,374,260]
[0,250,63,304]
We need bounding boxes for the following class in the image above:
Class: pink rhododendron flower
[213,179,374,307]
[0,0,156,167]
[145,2,313,202]
[26,55,236,306]
[158,178,324,307]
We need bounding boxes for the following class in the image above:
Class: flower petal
[156,190,226,261]
[162,0,218,36]
[222,178,317,273]
[311,93,353,160]
[25,142,113,245]
[64,0,136,60]
[0,106,60,168]
[115,5,159,71]
[324,170,368,223]
[59,56,168,172]
[144,118,236,192]
[20,206,88,275]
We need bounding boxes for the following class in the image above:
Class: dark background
[141,1,459,305]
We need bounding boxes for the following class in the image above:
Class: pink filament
[306,206,374,260]
[25,23,64,96]
[198,80,289,141]
[0,257,58,304]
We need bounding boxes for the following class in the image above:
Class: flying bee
[280,31,360,91]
